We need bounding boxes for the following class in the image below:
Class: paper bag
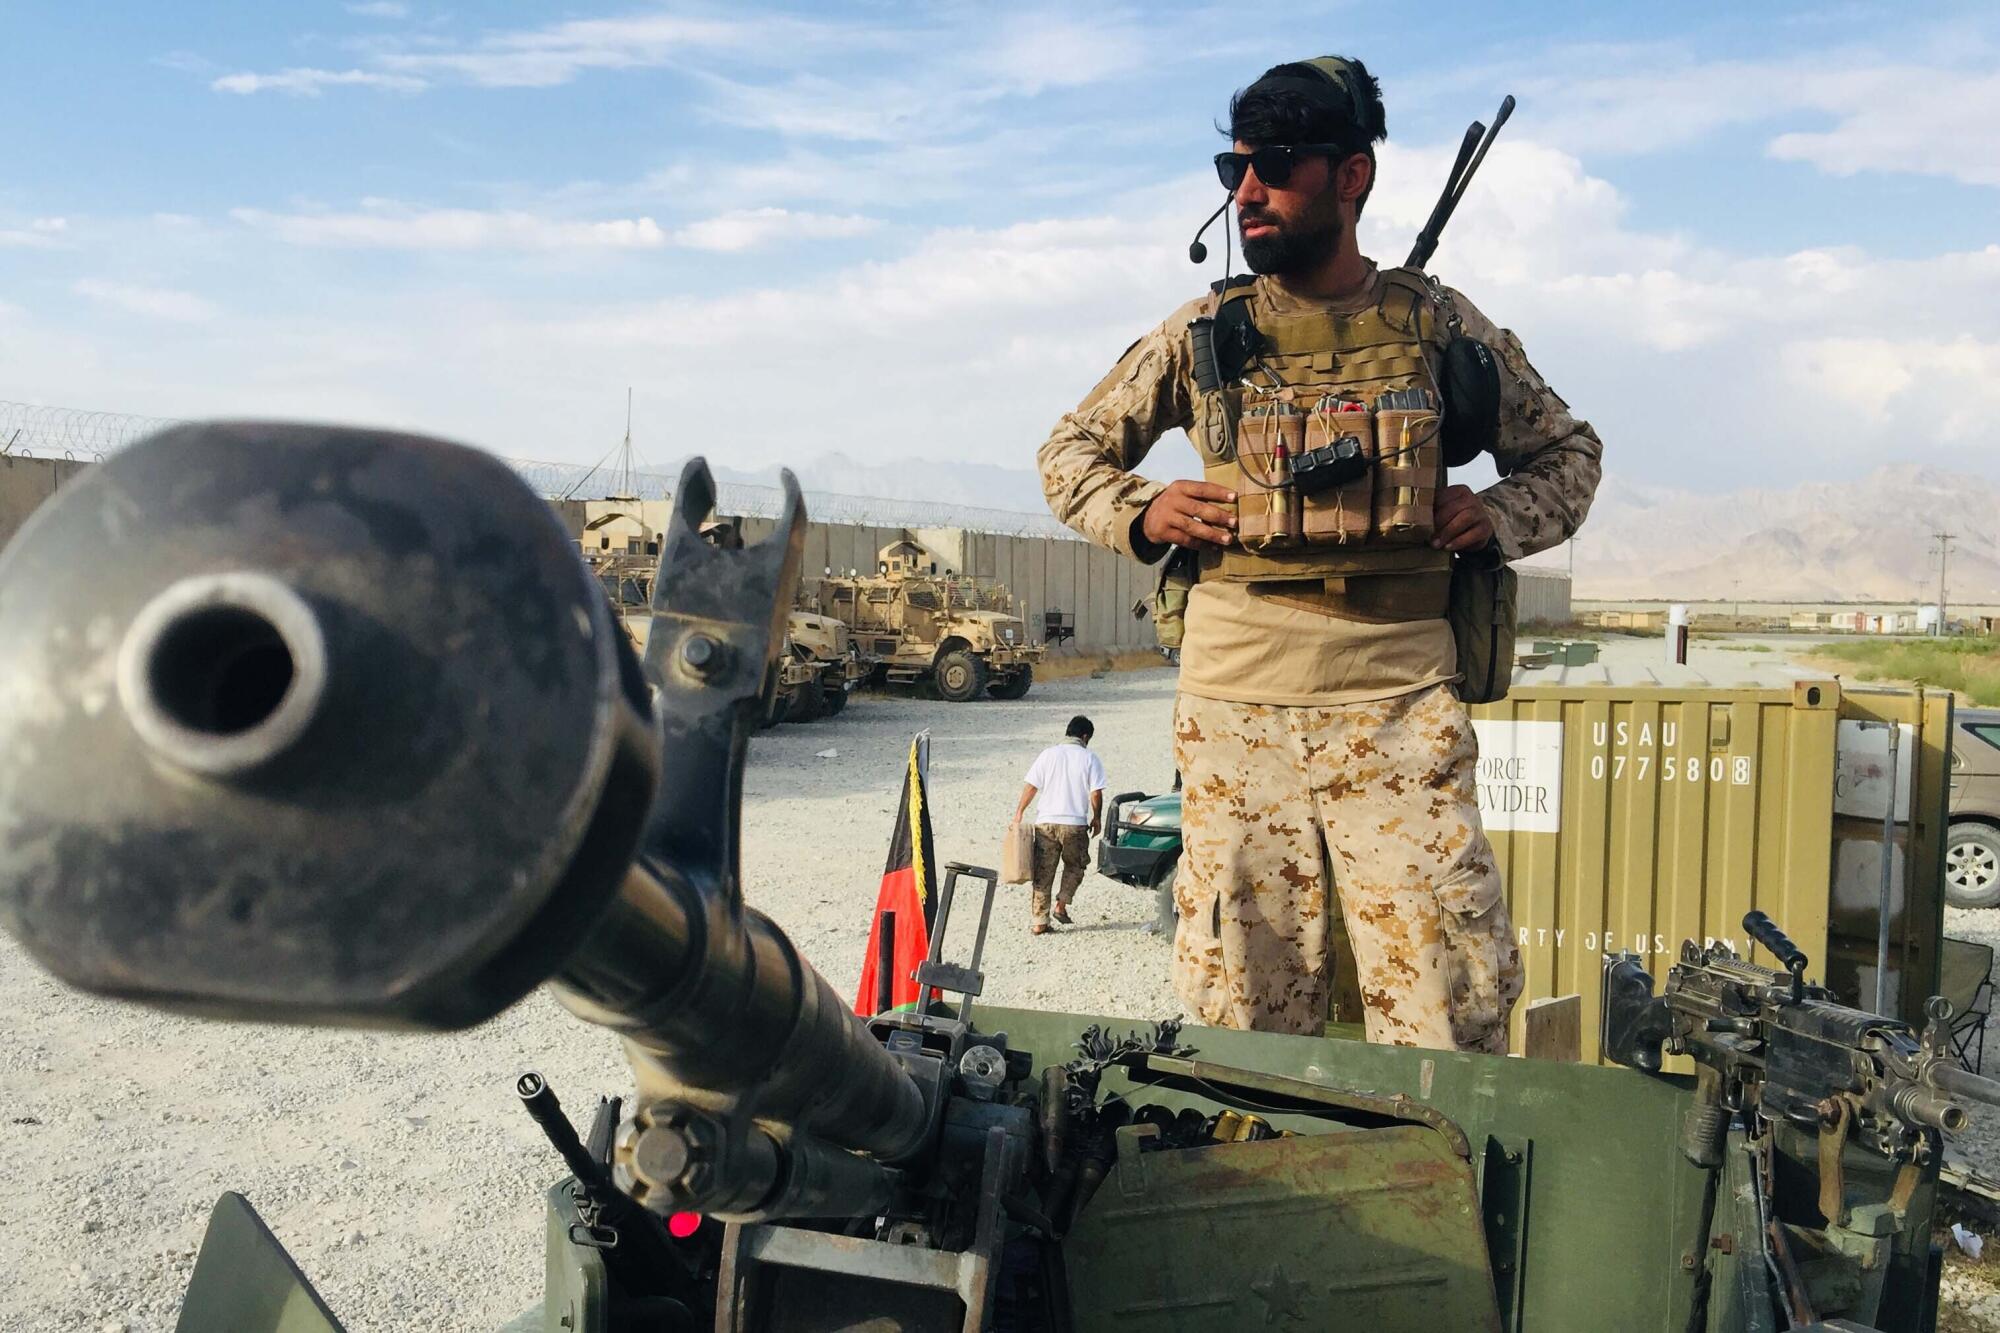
[1001,819,1035,884]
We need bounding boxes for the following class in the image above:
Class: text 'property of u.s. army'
[1470,720,1564,832]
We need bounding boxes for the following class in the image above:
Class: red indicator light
[668,1212,702,1239]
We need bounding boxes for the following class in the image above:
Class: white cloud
[1509,44,2000,188]
[153,50,216,76]
[211,67,426,96]
[374,14,830,89]
[637,133,1060,214]
[456,134,1998,487]
[72,279,218,323]
[696,73,937,142]
[0,218,70,248]
[674,208,876,252]
[364,7,1152,99]
[213,4,1167,134]
[11,116,1999,493]
[975,12,1148,95]
[346,1,408,16]
[1767,69,2000,187]
[690,11,1157,142]
[230,206,671,250]
[226,203,873,253]
[1783,336,2000,438]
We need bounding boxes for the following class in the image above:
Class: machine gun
[1604,910,2000,1165]
[1603,911,2000,1331]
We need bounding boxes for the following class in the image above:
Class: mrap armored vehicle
[806,538,1041,701]
[0,422,1994,1333]
[594,540,866,723]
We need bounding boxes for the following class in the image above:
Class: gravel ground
[0,669,1182,1332]
[8,658,2000,1330]
[1944,907,2000,1182]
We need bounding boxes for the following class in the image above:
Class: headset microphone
[1186,195,1232,263]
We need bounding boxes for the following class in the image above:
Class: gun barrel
[554,856,927,1161]
[0,422,925,1195]
[1884,1083,1970,1134]
[1933,1062,2000,1111]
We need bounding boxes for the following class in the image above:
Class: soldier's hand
[1432,484,1496,553]
[1142,480,1237,551]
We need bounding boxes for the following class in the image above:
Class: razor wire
[0,400,1078,540]
[511,455,1075,539]
[0,399,179,459]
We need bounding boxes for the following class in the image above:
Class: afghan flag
[855,732,939,1016]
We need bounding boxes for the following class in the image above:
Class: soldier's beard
[1239,208,1344,277]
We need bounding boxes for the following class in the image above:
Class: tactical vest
[1191,266,1451,621]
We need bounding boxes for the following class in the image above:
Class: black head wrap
[1236,57,1385,146]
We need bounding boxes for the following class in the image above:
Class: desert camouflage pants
[1171,684,1522,1053]
[1031,824,1090,927]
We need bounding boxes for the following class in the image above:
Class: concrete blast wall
[0,456,89,551]
[732,518,1160,654]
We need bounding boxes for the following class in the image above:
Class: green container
[1447,672,1948,1062]
[1529,639,1600,667]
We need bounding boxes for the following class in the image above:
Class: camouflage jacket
[1037,267,1603,565]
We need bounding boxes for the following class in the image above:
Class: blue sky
[4,1,1998,497]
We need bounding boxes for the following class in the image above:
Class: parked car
[1949,707,2000,908]
[1097,782,1182,934]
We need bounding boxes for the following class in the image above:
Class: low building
[1515,567,1572,625]
[1596,609,1666,633]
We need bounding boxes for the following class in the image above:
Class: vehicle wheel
[1947,823,2000,909]
[987,666,1033,700]
[934,649,988,703]
[823,686,848,716]
[1144,858,1179,937]
[783,684,824,724]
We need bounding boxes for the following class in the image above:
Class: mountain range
[1549,465,2000,603]
[712,455,2000,604]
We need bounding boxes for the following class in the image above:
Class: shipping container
[1530,640,1601,667]
[1337,661,1951,1063]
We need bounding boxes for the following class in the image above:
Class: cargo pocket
[1373,408,1442,544]
[1233,403,1304,551]
[1297,401,1374,547]
[1173,863,1220,937]
[1432,867,1520,1054]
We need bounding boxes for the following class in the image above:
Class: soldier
[1037,56,1601,1052]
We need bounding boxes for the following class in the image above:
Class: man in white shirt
[1013,716,1108,934]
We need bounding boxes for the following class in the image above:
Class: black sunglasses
[1213,143,1348,192]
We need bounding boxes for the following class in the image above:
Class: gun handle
[1742,911,1807,973]
[1681,1065,1729,1169]
[1743,910,1808,1005]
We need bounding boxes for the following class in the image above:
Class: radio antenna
[1405,95,1514,271]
